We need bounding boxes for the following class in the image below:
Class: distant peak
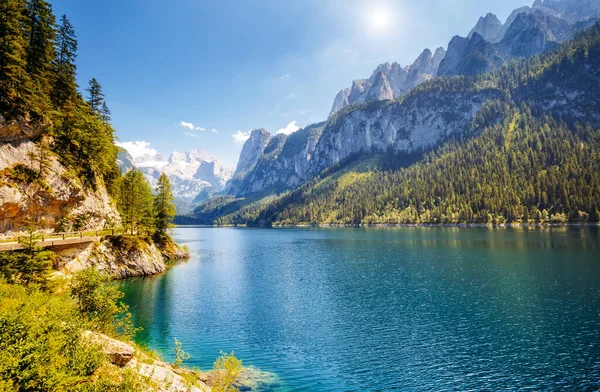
[468,12,503,42]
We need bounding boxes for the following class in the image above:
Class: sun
[369,6,392,33]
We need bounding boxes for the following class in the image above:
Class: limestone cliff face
[0,138,121,233]
[55,236,190,280]
[468,13,503,42]
[226,123,325,196]
[226,128,273,195]
[226,89,500,197]
[310,91,499,176]
[329,48,446,117]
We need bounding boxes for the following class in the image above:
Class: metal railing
[0,228,125,245]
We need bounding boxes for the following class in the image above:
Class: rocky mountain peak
[437,35,469,76]
[468,13,503,42]
[500,10,572,57]
[410,49,434,74]
[432,47,447,71]
[366,72,394,102]
[235,128,272,175]
[537,0,600,23]
[370,63,393,81]
[117,146,233,214]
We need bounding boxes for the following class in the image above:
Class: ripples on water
[118,227,600,391]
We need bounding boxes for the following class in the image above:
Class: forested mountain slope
[191,22,600,226]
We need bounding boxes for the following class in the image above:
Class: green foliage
[153,173,176,243]
[0,1,122,197]
[70,268,137,338]
[117,169,154,235]
[212,351,243,392]
[0,245,53,287]
[0,281,106,391]
[172,338,190,368]
[51,14,77,107]
[51,98,120,190]
[0,0,34,119]
[23,0,56,118]
[86,77,104,112]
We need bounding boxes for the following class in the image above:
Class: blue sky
[51,0,531,166]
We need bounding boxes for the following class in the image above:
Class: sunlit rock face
[0,139,121,233]
[468,13,503,42]
[328,47,446,118]
[227,89,501,197]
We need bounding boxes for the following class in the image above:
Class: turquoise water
[118,227,600,391]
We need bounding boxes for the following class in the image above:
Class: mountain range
[329,0,599,118]
[221,0,599,199]
[181,0,600,225]
[117,149,233,214]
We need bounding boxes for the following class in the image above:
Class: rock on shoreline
[54,235,191,280]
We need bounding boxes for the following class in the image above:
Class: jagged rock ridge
[328,47,446,117]
[330,0,599,116]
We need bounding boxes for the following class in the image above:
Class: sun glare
[369,6,392,34]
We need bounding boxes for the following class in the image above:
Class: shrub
[212,351,243,392]
[0,281,106,390]
[70,269,137,338]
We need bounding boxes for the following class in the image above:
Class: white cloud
[211,129,219,134]
[276,121,300,136]
[232,130,251,144]
[279,74,290,80]
[116,141,158,158]
[180,121,205,131]
[185,132,199,138]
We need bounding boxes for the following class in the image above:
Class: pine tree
[118,169,153,235]
[23,0,55,117]
[52,14,77,107]
[153,173,176,242]
[86,77,103,112]
[0,0,32,119]
[100,101,111,123]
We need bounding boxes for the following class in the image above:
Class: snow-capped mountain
[118,148,234,214]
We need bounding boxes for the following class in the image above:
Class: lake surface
[118,227,600,391]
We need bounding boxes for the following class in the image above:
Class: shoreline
[175,222,600,229]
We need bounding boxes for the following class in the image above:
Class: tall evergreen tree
[23,0,55,118]
[118,169,153,235]
[100,101,111,123]
[86,77,103,112]
[153,173,176,242]
[0,0,32,118]
[51,14,77,107]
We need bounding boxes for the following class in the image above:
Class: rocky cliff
[468,13,503,42]
[329,47,446,117]
[0,135,121,233]
[55,235,190,280]
[227,88,502,198]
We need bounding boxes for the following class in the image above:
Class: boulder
[82,331,135,367]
